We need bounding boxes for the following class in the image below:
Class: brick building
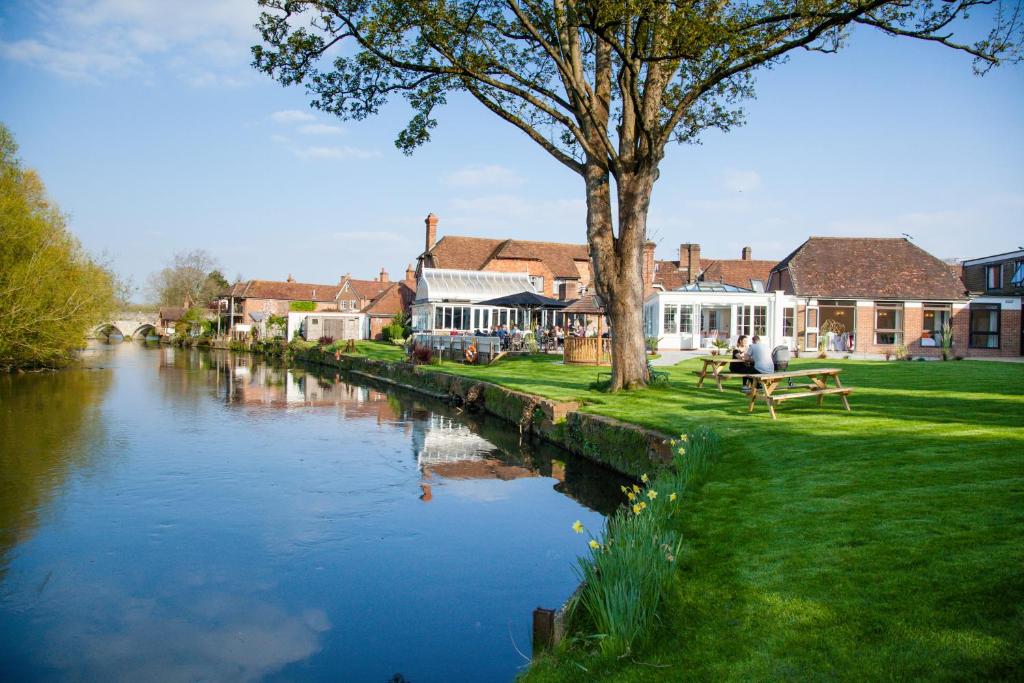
[766,237,979,357]
[416,213,592,300]
[958,249,1023,356]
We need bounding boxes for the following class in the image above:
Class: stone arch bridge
[90,311,162,340]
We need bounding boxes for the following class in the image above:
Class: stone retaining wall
[294,347,673,478]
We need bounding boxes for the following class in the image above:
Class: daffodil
[632,503,642,515]
[588,539,600,550]
[639,501,647,510]
[619,485,628,494]
[572,520,584,534]
[632,484,641,494]
[647,489,658,500]
[626,491,636,501]
[640,473,649,483]
[669,492,677,502]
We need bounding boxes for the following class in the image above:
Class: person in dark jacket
[731,335,753,390]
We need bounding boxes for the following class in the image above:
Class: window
[753,306,767,336]
[435,307,443,329]
[310,318,319,325]
[1011,261,1024,287]
[986,264,1002,290]
[443,307,453,329]
[530,275,545,293]
[680,305,693,334]
[874,303,903,345]
[663,306,678,334]
[750,279,765,293]
[922,303,951,347]
[969,303,1000,348]
[783,307,795,337]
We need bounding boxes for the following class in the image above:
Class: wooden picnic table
[695,355,734,391]
[743,367,852,419]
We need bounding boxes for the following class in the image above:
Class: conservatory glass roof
[416,268,536,302]
[673,282,754,293]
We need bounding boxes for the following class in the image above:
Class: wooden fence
[563,337,611,365]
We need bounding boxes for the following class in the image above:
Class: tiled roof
[700,259,776,289]
[225,279,341,302]
[771,237,968,300]
[362,282,415,315]
[340,277,391,301]
[159,307,186,322]
[653,259,710,290]
[426,236,589,278]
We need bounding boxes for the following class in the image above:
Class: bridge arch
[93,323,126,339]
[131,323,158,339]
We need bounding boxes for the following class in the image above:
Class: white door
[679,305,696,349]
[804,305,819,352]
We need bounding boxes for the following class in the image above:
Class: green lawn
[359,346,1023,680]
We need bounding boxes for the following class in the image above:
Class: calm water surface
[0,343,625,682]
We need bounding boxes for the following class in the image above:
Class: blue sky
[1,1,1022,299]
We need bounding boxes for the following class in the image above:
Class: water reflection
[0,368,112,580]
[1,344,626,682]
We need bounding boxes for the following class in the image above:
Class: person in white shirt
[745,335,775,375]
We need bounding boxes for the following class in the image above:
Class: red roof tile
[771,237,968,300]
[425,236,589,278]
[226,280,341,302]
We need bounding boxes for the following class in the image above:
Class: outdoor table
[742,367,852,419]
[695,355,734,391]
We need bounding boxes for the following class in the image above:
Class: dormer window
[986,264,1002,290]
[1011,261,1024,287]
[750,279,765,293]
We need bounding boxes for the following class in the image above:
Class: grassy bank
[337,343,1023,679]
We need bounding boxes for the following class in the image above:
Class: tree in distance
[146,250,230,308]
[252,0,1021,389]
[0,123,120,370]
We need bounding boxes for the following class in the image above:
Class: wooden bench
[742,368,853,419]
[695,355,737,391]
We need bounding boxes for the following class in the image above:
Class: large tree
[0,124,120,370]
[252,0,1020,389]
[146,250,229,308]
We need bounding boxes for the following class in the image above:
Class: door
[679,305,696,349]
[804,305,819,352]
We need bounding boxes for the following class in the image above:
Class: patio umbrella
[474,291,568,308]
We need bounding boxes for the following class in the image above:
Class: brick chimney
[405,263,415,284]
[741,246,752,260]
[642,241,656,291]
[379,267,389,283]
[425,213,438,253]
[559,281,579,301]
[680,243,701,284]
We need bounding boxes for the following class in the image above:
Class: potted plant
[711,338,729,355]
[940,321,954,361]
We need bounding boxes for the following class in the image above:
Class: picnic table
[695,355,734,391]
[743,368,852,419]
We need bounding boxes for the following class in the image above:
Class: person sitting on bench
[731,335,754,391]
[745,336,775,386]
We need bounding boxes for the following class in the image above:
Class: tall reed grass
[568,426,722,657]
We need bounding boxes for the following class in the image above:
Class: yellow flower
[681,434,689,442]
[639,501,647,510]
[632,503,642,515]
[626,491,636,501]
[669,492,678,502]
[647,489,658,500]
[619,485,628,494]
[640,473,649,483]
[588,539,600,550]
[572,520,584,534]
[632,484,641,494]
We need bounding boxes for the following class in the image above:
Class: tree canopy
[253,0,1021,388]
[0,123,120,371]
[146,250,230,308]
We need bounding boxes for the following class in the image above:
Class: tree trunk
[585,164,655,391]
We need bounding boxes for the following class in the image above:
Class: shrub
[317,335,334,347]
[289,300,316,312]
[645,337,661,354]
[410,343,433,365]
[523,331,539,354]
[382,316,406,342]
[895,343,909,361]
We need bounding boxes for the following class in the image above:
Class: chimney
[679,243,701,284]
[559,281,579,301]
[425,213,438,253]
[286,273,295,283]
[405,263,416,284]
[642,241,656,291]
[379,267,389,283]
[741,246,752,261]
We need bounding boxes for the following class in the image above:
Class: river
[0,342,625,682]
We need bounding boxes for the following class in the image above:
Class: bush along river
[0,342,628,682]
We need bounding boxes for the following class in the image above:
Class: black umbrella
[474,291,568,308]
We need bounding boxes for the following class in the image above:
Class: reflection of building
[412,415,539,482]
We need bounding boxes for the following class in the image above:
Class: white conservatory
[644,283,798,351]
[411,268,540,333]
